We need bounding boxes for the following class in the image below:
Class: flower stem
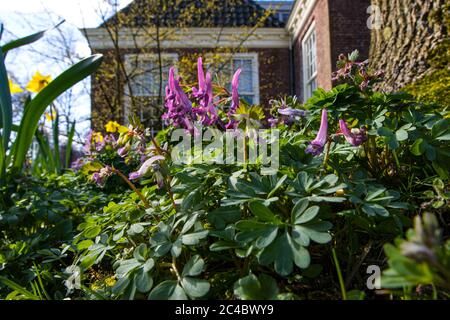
[323,140,332,170]
[332,248,347,300]
[113,168,151,209]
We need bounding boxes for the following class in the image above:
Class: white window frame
[207,52,260,105]
[301,22,317,102]
[123,53,178,122]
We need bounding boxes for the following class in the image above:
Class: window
[209,53,260,105]
[302,23,317,101]
[124,53,178,125]
[127,54,177,98]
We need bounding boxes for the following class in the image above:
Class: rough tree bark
[369,0,447,91]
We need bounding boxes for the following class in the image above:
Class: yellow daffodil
[105,120,129,133]
[45,110,57,121]
[26,71,52,93]
[8,78,23,94]
[92,132,104,143]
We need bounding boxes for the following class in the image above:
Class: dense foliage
[0,44,449,300]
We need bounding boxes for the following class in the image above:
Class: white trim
[123,53,179,123]
[207,52,260,105]
[286,0,317,41]
[301,22,317,101]
[83,28,290,49]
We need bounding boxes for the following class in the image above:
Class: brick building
[84,0,370,129]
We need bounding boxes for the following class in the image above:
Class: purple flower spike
[192,57,206,98]
[163,67,194,131]
[92,166,113,187]
[339,119,368,146]
[129,155,165,180]
[229,68,241,115]
[71,158,85,171]
[278,108,305,117]
[83,130,93,155]
[117,145,129,157]
[306,109,328,156]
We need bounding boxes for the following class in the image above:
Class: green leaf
[76,239,93,251]
[294,205,319,224]
[0,47,12,155]
[65,120,76,168]
[267,174,287,198]
[0,276,40,300]
[133,243,147,261]
[116,259,141,276]
[235,221,278,248]
[129,223,144,235]
[135,269,153,293]
[362,203,389,217]
[112,277,130,296]
[182,255,205,277]
[431,119,449,140]
[377,127,393,137]
[293,224,332,244]
[148,281,187,300]
[11,54,103,172]
[207,206,241,229]
[248,201,278,223]
[395,129,408,141]
[181,230,208,245]
[410,138,426,156]
[290,238,311,269]
[83,225,101,238]
[259,232,294,276]
[1,21,64,54]
[181,277,210,298]
[233,274,279,300]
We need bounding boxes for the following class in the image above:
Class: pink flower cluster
[162,57,241,132]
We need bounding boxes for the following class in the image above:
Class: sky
[0,0,134,140]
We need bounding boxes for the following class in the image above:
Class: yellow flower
[104,276,116,287]
[45,110,57,121]
[92,132,104,143]
[105,120,128,133]
[26,71,52,93]
[8,78,23,94]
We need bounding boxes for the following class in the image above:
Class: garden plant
[0,26,449,301]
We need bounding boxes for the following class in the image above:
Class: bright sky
[0,0,133,27]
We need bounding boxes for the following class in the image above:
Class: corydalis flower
[129,155,165,180]
[162,67,194,131]
[192,57,218,126]
[229,68,241,115]
[278,107,306,125]
[338,120,368,146]
[278,108,305,117]
[306,109,328,156]
[71,158,85,171]
[92,166,113,187]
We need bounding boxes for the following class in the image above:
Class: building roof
[103,0,287,28]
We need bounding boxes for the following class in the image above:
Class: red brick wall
[328,0,371,65]
[91,47,290,130]
[292,0,371,101]
[293,0,333,101]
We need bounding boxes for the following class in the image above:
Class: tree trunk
[369,0,447,91]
